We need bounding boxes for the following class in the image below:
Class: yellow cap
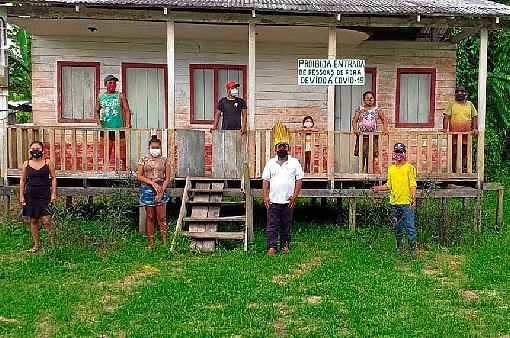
[272,121,290,146]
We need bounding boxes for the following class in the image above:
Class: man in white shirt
[262,139,304,256]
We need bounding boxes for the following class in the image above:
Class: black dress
[22,162,52,218]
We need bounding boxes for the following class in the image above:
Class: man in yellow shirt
[442,87,478,173]
[372,143,417,258]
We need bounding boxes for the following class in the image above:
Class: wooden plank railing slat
[447,133,453,175]
[115,129,121,171]
[456,133,463,174]
[467,133,473,174]
[427,134,433,174]
[82,129,88,171]
[103,130,109,171]
[71,129,77,171]
[368,133,374,174]
[49,129,55,166]
[93,130,98,171]
[16,128,23,169]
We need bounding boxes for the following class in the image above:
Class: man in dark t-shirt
[210,80,247,134]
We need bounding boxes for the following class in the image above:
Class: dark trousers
[266,203,293,249]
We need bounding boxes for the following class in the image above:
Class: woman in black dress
[19,141,57,252]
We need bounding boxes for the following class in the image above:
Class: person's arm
[289,162,305,208]
[262,162,271,208]
[443,102,453,132]
[378,109,389,134]
[48,160,57,204]
[263,180,271,209]
[373,168,391,192]
[19,161,28,206]
[136,163,162,193]
[471,102,479,135]
[289,180,302,209]
[351,111,360,134]
[120,93,131,128]
[409,165,417,208]
[95,97,101,125]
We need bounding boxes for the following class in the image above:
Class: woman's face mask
[230,88,239,97]
[150,148,162,158]
[303,120,313,128]
[30,148,43,159]
[106,81,117,93]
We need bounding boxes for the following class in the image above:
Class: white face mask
[304,121,313,128]
[230,88,239,97]
[150,148,161,157]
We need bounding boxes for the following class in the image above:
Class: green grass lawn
[1,215,510,338]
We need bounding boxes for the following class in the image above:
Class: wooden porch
[4,125,478,182]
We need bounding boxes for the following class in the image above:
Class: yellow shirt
[385,162,417,205]
[446,101,478,132]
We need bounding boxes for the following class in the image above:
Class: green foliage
[8,25,31,101]
[15,110,32,124]
[456,28,510,181]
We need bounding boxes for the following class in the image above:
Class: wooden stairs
[171,174,253,252]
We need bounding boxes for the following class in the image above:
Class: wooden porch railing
[6,126,477,181]
[6,126,176,178]
[247,129,477,181]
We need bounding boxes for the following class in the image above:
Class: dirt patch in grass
[460,289,480,301]
[36,315,55,338]
[0,316,19,324]
[305,295,322,304]
[113,265,160,289]
[272,252,330,286]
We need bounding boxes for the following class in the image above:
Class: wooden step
[184,216,245,223]
[187,200,245,205]
[189,188,242,193]
[189,177,233,181]
[185,231,245,240]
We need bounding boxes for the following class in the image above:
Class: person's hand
[473,129,479,136]
[152,182,163,194]
[411,198,417,209]
[210,126,217,133]
[50,194,57,204]
[441,128,447,133]
[354,130,360,136]
[383,129,389,135]
[288,196,297,209]
[241,128,247,135]
[155,193,162,203]
[264,197,271,209]
[19,196,26,207]
[371,186,380,193]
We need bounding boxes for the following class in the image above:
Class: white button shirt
[262,155,304,204]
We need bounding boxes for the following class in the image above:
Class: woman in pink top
[351,91,388,172]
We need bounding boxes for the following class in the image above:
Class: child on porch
[302,115,317,173]
[372,143,417,258]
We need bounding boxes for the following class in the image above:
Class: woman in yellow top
[372,143,417,258]
[442,87,478,173]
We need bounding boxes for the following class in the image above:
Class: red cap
[225,80,240,90]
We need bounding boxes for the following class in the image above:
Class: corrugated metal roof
[17,0,510,16]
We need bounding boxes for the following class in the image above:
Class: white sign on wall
[297,59,365,86]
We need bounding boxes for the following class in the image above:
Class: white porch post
[0,8,8,186]
[167,18,176,130]
[327,25,336,186]
[248,22,256,130]
[477,27,488,187]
